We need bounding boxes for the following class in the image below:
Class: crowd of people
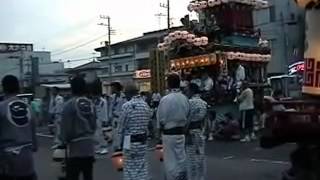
[0,69,258,180]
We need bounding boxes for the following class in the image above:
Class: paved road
[34,136,295,180]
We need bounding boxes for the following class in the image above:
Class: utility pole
[160,0,170,30]
[19,50,24,90]
[155,13,167,29]
[98,15,115,83]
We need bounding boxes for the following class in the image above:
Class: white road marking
[223,156,234,160]
[36,133,54,138]
[250,158,290,165]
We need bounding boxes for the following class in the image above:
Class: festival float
[154,0,271,118]
[261,1,320,179]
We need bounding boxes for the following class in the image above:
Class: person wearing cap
[114,83,152,180]
[110,82,127,149]
[0,75,37,180]
[157,73,190,180]
[60,76,96,180]
[185,83,208,180]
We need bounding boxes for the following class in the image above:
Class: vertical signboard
[302,10,320,95]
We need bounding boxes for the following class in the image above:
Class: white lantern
[168,33,176,41]
[174,31,182,40]
[263,55,269,61]
[164,36,172,44]
[238,53,245,60]
[193,2,201,11]
[261,1,269,8]
[200,36,209,46]
[188,3,195,12]
[157,43,165,51]
[266,54,272,61]
[255,0,263,8]
[200,1,208,8]
[187,34,196,43]
[251,0,258,6]
[212,0,222,6]
[239,0,246,4]
[263,40,269,47]
[181,31,189,40]
[248,54,254,61]
[208,0,216,7]
[163,43,170,50]
[193,38,202,46]
[233,52,240,59]
[247,0,254,5]
[228,52,235,60]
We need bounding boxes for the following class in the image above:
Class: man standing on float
[157,73,190,180]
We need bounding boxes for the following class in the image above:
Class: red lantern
[155,144,164,162]
[111,152,124,172]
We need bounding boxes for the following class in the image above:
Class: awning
[40,83,71,89]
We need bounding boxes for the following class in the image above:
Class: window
[100,68,109,74]
[125,64,129,72]
[127,46,134,52]
[269,6,276,22]
[110,49,115,55]
[119,47,125,54]
[114,65,122,73]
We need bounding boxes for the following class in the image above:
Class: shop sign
[289,61,304,75]
[135,69,151,79]
[0,43,33,53]
[170,53,217,70]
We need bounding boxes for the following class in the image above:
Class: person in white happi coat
[49,87,64,148]
[200,72,213,92]
[91,80,109,155]
[157,73,190,180]
[115,83,152,180]
[235,62,246,93]
[185,83,208,180]
[110,82,127,149]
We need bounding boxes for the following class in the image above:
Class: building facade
[0,43,67,91]
[93,29,169,93]
[254,0,305,75]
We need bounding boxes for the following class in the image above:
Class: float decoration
[187,0,269,12]
[157,31,209,52]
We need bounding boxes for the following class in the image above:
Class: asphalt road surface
[34,135,295,180]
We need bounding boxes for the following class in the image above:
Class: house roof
[94,27,182,52]
[67,61,100,72]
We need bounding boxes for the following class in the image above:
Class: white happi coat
[157,89,190,180]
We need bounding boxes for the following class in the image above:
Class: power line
[35,16,96,46]
[51,34,107,56]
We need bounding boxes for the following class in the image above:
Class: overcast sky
[0,0,194,67]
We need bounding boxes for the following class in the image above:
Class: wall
[0,51,65,86]
[254,0,305,74]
